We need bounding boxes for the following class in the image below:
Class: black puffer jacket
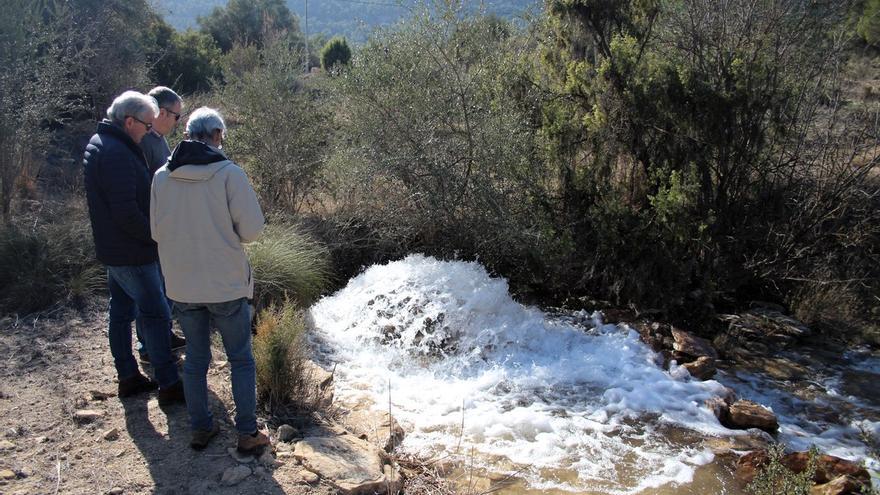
[82,120,158,266]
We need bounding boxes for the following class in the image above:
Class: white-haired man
[82,91,185,406]
[150,107,269,454]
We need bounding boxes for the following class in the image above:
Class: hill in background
[151,0,540,41]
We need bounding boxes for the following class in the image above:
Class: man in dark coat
[82,91,185,405]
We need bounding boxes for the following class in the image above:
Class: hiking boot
[118,373,158,398]
[190,424,220,451]
[157,380,186,407]
[237,430,270,456]
[170,333,186,351]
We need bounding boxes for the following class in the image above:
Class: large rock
[810,475,866,495]
[293,431,401,494]
[341,408,405,453]
[682,356,716,380]
[715,309,811,359]
[671,327,718,360]
[725,400,778,433]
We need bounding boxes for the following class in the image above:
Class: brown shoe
[190,424,220,450]
[118,373,158,398]
[157,380,185,407]
[237,430,270,456]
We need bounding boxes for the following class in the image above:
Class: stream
[308,255,879,494]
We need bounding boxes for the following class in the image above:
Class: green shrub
[246,224,330,311]
[253,303,306,411]
[320,36,351,71]
[746,445,817,495]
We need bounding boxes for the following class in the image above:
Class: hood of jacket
[166,140,231,182]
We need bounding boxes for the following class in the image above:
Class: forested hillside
[153,0,540,40]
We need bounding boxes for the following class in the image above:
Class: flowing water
[308,255,880,494]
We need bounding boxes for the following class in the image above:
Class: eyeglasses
[128,115,153,131]
[163,108,182,122]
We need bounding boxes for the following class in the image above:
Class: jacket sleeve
[226,166,265,244]
[101,149,153,244]
[150,176,160,243]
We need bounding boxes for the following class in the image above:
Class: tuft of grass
[246,224,331,311]
[254,304,305,411]
[0,207,103,315]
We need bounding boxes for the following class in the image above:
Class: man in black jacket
[82,91,185,405]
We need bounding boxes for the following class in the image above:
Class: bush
[220,38,333,213]
[253,303,307,411]
[320,36,351,71]
[0,200,104,315]
[246,224,331,311]
[746,445,817,495]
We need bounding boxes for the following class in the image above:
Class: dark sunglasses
[128,115,152,131]
[163,107,182,122]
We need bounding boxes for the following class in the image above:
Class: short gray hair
[106,91,159,127]
[148,86,182,109]
[186,107,226,142]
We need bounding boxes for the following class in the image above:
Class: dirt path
[0,302,332,495]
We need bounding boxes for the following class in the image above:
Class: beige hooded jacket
[150,142,264,304]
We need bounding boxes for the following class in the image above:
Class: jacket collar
[96,120,145,159]
[167,140,228,172]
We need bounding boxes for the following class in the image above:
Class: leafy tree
[148,21,222,94]
[320,36,352,71]
[857,0,880,45]
[198,0,302,52]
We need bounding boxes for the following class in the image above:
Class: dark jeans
[135,265,174,354]
[173,298,257,435]
[107,263,179,389]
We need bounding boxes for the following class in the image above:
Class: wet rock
[220,465,251,486]
[294,431,400,494]
[704,434,772,455]
[277,424,299,443]
[633,322,667,354]
[726,400,778,433]
[303,360,334,390]
[103,428,119,441]
[783,452,870,486]
[705,397,730,423]
[715,310,810,359]
[810,475,865,495]
[0,440,15,450]
[341,408,406,453]
[759,357,808,381]
[670,328,718,360]
[73,409,104,423]
[682,356,716,380]
[600,309,638,325]
[736,450,870,489]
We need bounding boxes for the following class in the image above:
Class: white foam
[309,255,729,492]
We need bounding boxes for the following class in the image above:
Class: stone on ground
[73,409,104,423]
[277,424,299,443]
[294,431,401,494]
[220,465,251,486]
[726,400,779,433]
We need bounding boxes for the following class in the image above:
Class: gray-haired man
[82,91,185,406]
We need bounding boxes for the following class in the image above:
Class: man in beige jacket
[150,107,270,454]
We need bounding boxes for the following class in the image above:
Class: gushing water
[308,255,877,493]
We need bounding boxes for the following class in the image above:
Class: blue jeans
[107,263,179,389]
[134,266,174,355]
[173,298,257,435]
